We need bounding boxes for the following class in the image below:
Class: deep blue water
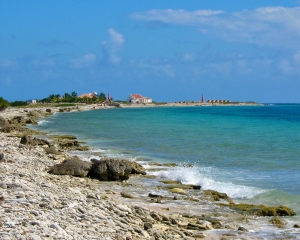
[32,104,300,212]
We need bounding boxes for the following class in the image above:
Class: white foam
[152,165,266,199]
[37,120,51,125]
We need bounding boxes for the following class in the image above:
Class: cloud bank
[131,7,300,49]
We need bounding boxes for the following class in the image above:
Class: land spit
[0,104,299,240]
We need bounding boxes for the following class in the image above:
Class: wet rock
[294,224,300,228]
[258,206,296,217]
[220,203,297,216]
[203,190,233,203]
[46,108,52,113]
[48,157,93,177]
[270,216,286,227]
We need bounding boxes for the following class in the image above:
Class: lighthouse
[202,94,204,103]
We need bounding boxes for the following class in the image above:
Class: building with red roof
[127,94,152,103]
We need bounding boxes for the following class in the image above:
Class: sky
[1,1,300,103]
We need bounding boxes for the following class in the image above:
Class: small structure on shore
[127,94,152,104]
[27,100,37,104]
[78,92,97,99]
[207,100,231,103]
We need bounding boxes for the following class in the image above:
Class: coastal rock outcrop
[48,157,93,177]
[88,158,146,181]
[20,135,50,147]
[88,158,134,181]
[48,157,146,181]
[0,116,12,133]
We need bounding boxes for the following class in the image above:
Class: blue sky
[1,1,300,103]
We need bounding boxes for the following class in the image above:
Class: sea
[31,104,300,217]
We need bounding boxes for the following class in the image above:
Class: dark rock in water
[46,109,52,113]
[258,206,296,217]
[59,140,80,148]
[88,158,146,181]
[59,108,72,113]
[25,118,37,124]
[203,190,233,203]
[48,157,93,177]
[219,203,297,217]
[294,224,300,228]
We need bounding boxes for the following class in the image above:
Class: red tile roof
[131,94,143,99]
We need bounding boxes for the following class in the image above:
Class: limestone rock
[170,188,187,195]
[89,158,132,181]
[48,157,93,177]
[20,135,50,146]
[121,192,135,199]
[88,158,145,181]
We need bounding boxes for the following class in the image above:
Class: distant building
[27,100,37,104]
[127,94,152,103]
[78,92,97,99]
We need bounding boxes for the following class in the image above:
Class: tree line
[0,91,109,111]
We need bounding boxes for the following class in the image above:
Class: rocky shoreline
[1,105,299,239]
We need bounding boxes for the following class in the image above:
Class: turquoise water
[33,105,300,213]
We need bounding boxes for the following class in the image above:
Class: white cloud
[101,28,125,65]
[131,7,300,49]
[33,58,56,67]
[182,53,196,62]
[0,58,18,68]
[70,53,96,69]
[131,9,224,26]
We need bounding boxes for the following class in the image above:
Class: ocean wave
[37,120,51,125]
[151,165,266,199]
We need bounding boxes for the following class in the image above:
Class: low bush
[10,101,28,107]
[0,97,9,111]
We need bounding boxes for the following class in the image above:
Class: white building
[127,94,152,104]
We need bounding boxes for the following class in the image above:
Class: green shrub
[0,97,9,111]
[10,101,28,107]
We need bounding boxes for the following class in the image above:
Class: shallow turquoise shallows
[31,104,300,213]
